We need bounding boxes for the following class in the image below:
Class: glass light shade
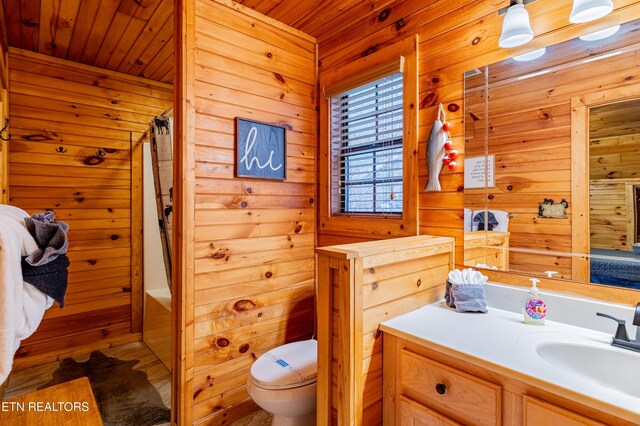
[579,25,621,41]
[569,0,614,23]
[499,4,534,48]
[513,47,547,62]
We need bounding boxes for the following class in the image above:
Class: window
[330,72,404,215]
[318,35,418,238]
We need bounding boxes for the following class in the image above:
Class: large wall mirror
[463,19,640,291]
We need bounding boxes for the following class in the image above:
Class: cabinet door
[400,396,462,426]
[523,396,604,426]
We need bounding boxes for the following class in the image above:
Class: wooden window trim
[318,35,419,240]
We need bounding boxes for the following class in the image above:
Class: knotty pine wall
[0,33,7,204]
[182,1,317,423]
[7,49,172,366]
[316,0,640,267]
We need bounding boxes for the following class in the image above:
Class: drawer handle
[435,383,447,395]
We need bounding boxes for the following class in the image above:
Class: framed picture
[235,117,287,180]
[464,155,495,189]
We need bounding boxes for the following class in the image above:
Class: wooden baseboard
[12,333,142,371]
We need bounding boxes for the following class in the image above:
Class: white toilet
[247,339,317,426]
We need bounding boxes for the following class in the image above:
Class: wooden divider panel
[316,235,455,425]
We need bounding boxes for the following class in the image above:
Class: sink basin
[536,341,640,398]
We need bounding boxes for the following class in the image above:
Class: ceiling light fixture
[579,24,621,41]
[499,0,535,48]
[513,47,547,61]
[569,0,614,23]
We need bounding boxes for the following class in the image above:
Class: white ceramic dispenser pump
[522,278,547,325]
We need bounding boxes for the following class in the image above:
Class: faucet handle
[596,312,629,341]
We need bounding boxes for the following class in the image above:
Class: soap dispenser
[522,278,547,325]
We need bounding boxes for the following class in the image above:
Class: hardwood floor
[230,409,273,426]
[3,342,171,425]
[3,341,272,425]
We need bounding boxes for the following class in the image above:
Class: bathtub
[142,142,171,371]
[143,288,171,370]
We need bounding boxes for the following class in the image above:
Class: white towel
[463,208,472,232]
[448,268,489,285]
[0,207,53,384]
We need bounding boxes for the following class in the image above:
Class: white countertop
[380,291,640,420]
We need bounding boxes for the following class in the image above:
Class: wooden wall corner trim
[173,0,195,424]
[131,132,144,333]
[570,97,589,283]
[0,0,7,52]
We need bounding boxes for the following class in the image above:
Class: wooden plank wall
[316,0,640,268]
[590,133,640,250]
[186,1,317,423]
[7,49,172,366]
[0,21,8,204]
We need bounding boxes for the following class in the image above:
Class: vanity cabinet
[384,335,634,426]
[399,396,462,425]
[523,396,604,426]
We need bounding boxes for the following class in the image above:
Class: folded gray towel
[24,211,69,267]
[450,283,488,313]
[444,279,455,308]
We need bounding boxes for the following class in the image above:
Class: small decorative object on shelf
[538,198,569,218]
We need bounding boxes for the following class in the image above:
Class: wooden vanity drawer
[399,396,463,426]
[400,349,501,426]
[523,396,604,426]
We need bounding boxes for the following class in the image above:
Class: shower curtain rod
[161,107,173,118]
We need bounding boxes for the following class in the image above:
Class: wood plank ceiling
[2,0,397,83]
[2,0,174,83]
[236,0,396,44]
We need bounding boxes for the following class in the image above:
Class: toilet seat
[250,339,317,390]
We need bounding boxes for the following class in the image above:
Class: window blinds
[330,72,404,214]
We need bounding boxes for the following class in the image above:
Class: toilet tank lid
[251,339,317,387]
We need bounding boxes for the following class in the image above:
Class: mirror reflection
[589,100,640,288]
[463,19,640,290]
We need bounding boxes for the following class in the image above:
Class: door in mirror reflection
[589,99,640,289]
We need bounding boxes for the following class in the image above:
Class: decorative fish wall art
[425,104,459,192]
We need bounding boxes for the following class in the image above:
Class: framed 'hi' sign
[235,117,287,180]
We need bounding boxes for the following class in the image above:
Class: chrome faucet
[596,303,640,353]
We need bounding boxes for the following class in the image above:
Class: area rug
[40,351,171,426]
